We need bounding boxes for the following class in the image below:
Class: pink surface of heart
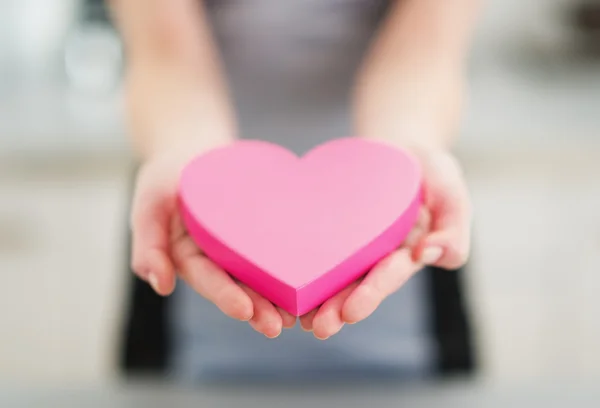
[178,138,422,316]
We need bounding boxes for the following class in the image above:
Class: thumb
[130,177,177,296]
[417,158,472,270]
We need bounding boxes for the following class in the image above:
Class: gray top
[169,0,434,383]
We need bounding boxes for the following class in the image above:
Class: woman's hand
[299,141,472,340]
[301,0,481,341]
[116,0,301,338]
[130,143,298,338]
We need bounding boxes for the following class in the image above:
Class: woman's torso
[169,0,436,383]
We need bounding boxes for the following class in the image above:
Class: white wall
[0,159,130,385]
[464,148,600,382]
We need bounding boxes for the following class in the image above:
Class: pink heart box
[178,138,422,316]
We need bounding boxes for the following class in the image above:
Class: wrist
[358,120,452,154]
[130,119,235,162]
[142,132,235,165]
[353,69,465,154]
[125,67,237,160]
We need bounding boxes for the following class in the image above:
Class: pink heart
[178,138,422,316]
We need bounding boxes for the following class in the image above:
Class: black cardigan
[119,264,477,377]
[117,179,477,377]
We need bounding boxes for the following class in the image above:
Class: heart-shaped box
[178,138,422,316]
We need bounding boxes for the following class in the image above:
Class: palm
[174,211,298,333]
[131,146,469,340]
[298,147,471,340]
[131,152,297,338]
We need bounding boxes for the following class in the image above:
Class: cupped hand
[299,143,472,340]
[129,143,297,338]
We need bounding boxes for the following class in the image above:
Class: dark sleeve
[425,264,478,375]
[117,166,172,376]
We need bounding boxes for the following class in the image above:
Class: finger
[420,179,472,269]
[299,308,319,332]
[240,285,283,338]
[175,238,254,321]
[403,206,432,249]
[142,248,177,296]
[342,249,420,324]
[311,281,360,340]
[130,182,176,294]
[277,307,297,329]
[422,225,471,269]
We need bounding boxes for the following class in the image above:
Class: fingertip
[239,285,282,336]
[419,246,444,266]
[277,308,297,329]
[148,273,161,293]
[133,248,176,296]
[264,321,283,339]
[146,249,177,296]
[130,255,147,279]
[445,244,470,269]
[250,311,282,338]
[312,283,357,339]
[341,311,358,325]
[249,318,282,339]
[439,252,469,270]
[300,309,318,332]
[341,286,375,324]
[228,294,255,322]
[312,309,344,340]
[421,233,470,270]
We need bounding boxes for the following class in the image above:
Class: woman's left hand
[299,141,472,340]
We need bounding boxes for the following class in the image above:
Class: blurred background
[1,0,600,390]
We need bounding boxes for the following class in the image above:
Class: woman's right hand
[130,142,298,338]
[115,0,295,338]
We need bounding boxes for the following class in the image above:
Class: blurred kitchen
[1,0,600,393]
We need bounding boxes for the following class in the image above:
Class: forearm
[354,0,480,150]
[125,57,236,159]
[110,0,235,158]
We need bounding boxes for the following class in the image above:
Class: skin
[110,0,480,340]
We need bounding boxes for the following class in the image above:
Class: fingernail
[420,246,443,265]
[265,329,281,339]
[317,323,344,340]
[148,273,160,293]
